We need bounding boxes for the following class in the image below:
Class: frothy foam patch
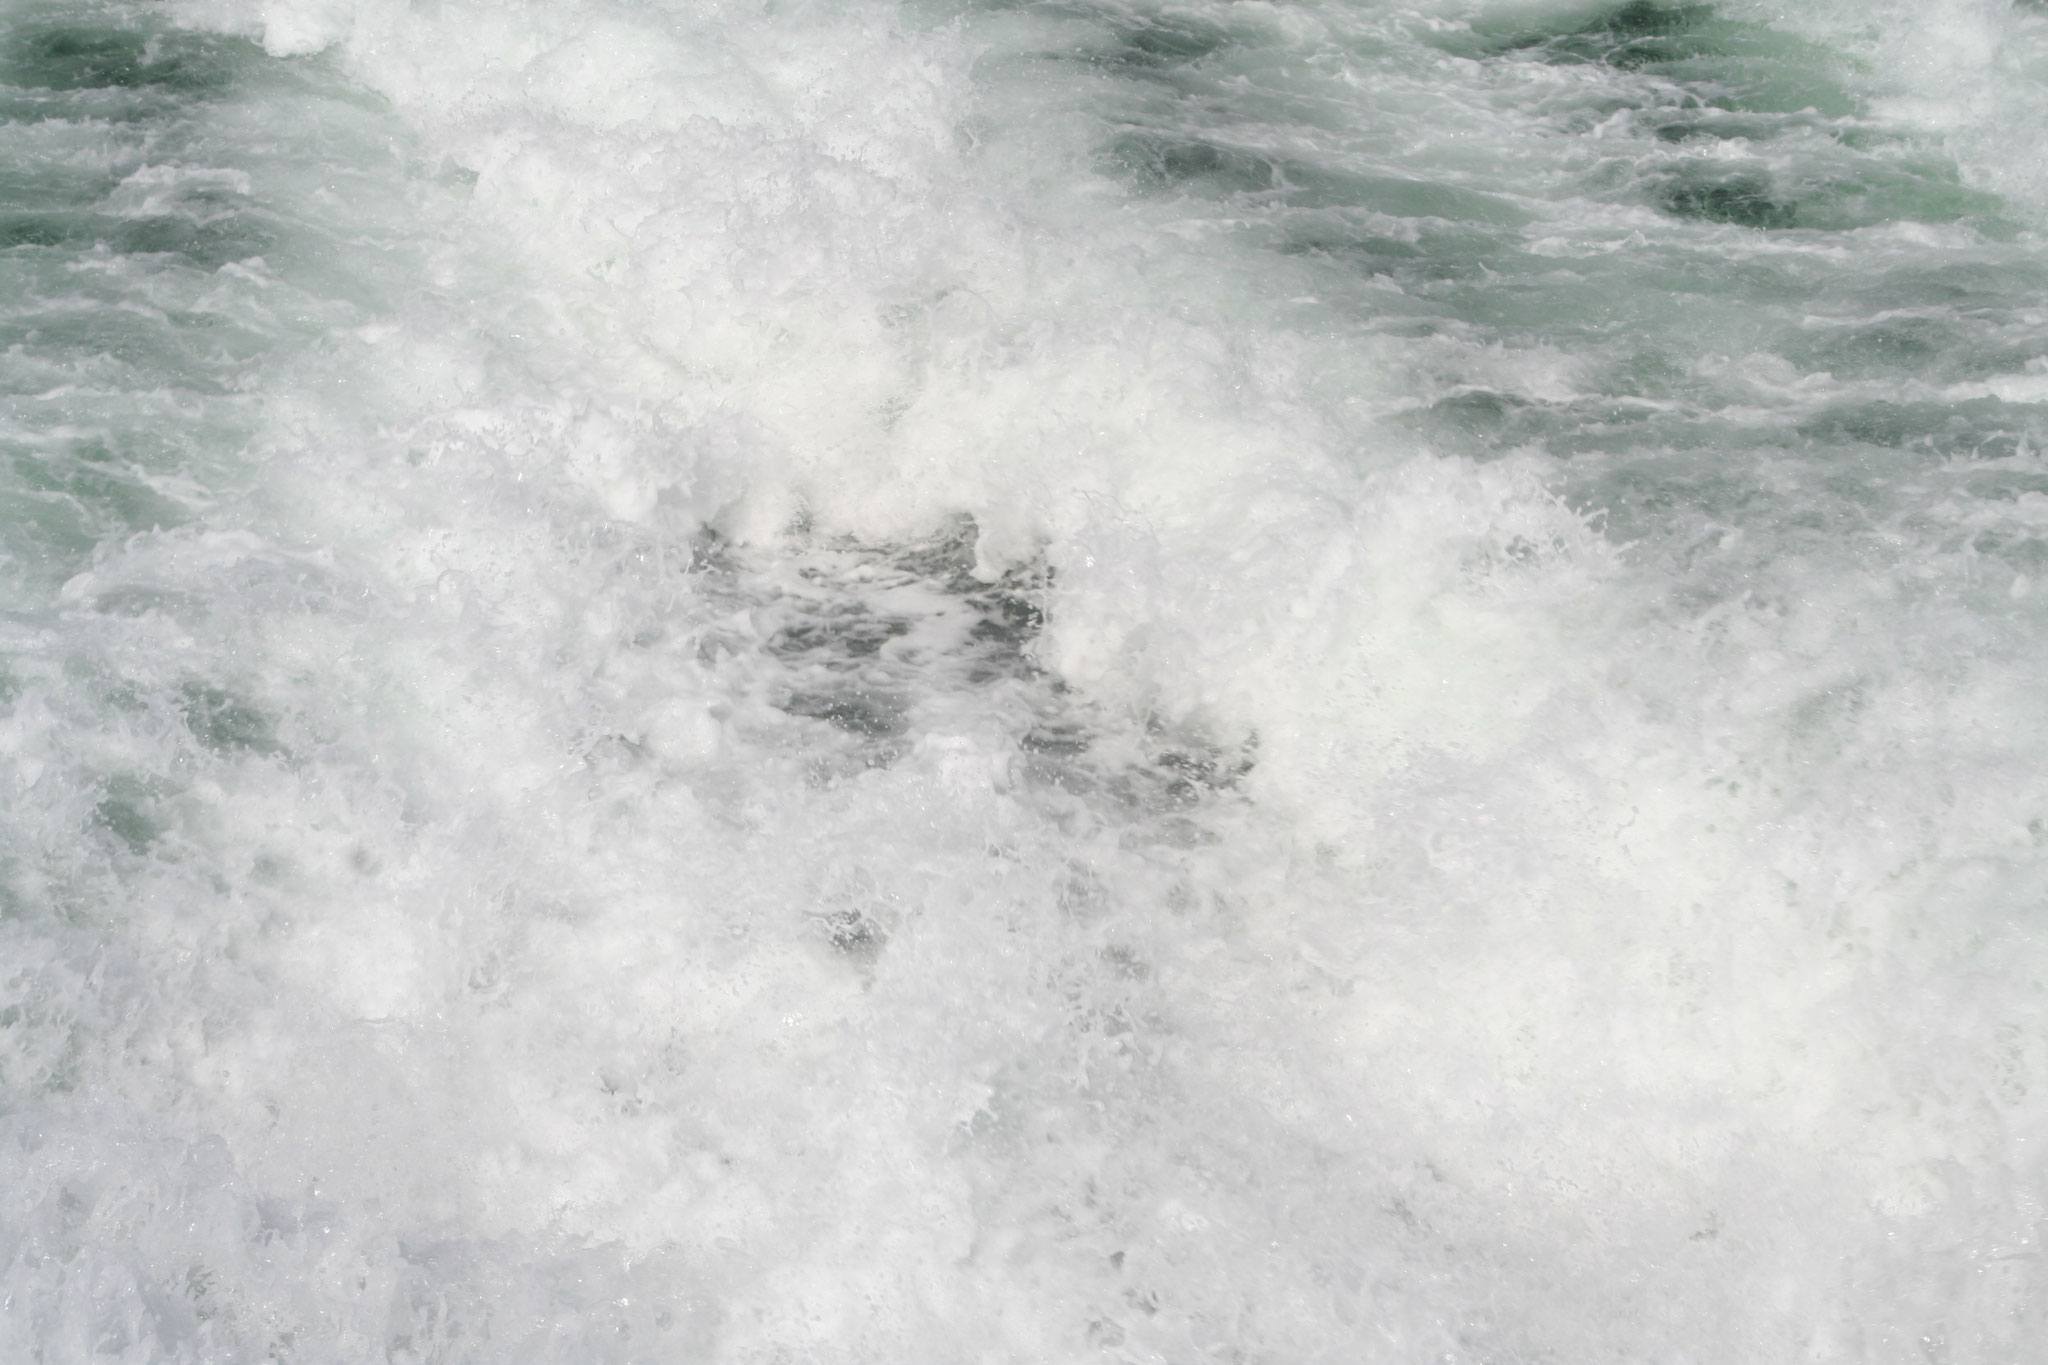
[8,0,2048,1359]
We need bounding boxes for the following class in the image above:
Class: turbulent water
[3,0,2047,1358]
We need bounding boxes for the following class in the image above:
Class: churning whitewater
[3,0,2047,1359]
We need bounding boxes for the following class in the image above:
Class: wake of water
[3,0,2046,1360]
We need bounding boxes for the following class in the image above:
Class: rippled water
[4,0,2046,1359]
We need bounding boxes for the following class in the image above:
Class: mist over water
[3,0,2046,1359]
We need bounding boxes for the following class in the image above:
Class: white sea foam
[5,0,2046,1359]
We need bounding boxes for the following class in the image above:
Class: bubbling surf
[2,0,2045,1359]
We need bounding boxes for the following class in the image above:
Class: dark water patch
[1958,468,2048,503]
[1405,388,1741,463]
[1783,317,1958,383]
[1021,722,1090,758]
[0,482,98,575]
[819,906,887,962]
[85,585,209,618]
[0,213,80,250]
[0,308,235,392]
[0,446,198,589]
[1417,266,1675,332]
[1285,230,1424,268]
[1414,399,1687,462]
[11,446,192,531]
[1462,2,1724,72]
[1104,131,1279,198]
[1833,260,2043,313]
[977,1,1253,77]
[1443,2,1857,119]
[1657,168,1793,228]
[178,683,279,757]
[0,408,244,592]
[1277,218,1511,292]
[966,591,1042,649]
[1792,159,2011,233]
[0,162,121,212]
[1645,110,1794,144]
[0,207,273,268]
[708,520,1252,834]
[733,519,1056,761]
[0,83,173,125]
[110,213,275,268]
[885,513,981,584]
[888,516,1050,680]
[1796,400,2044,459]
[1022,712,1255,819]
[1285,233,1467,292]
[1608,126,2000,236]
[1106,131,1531,229]
[778,684,911,740]
[1146,731,1255,805]
[768,604,913,663]
[1558,1,1721,71]
[0,22,246,96]
[93,777,164,854]
[1092,12,1234,72]
[1285,170,1530,225]
[1106,722,1256,813]
[1965,527,2048,579]
[968,583,1052,669]
[1423,389,1542,446]
[1562,455,1799,556]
